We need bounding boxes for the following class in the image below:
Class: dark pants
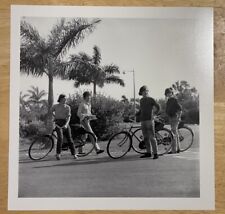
[55,123,75,155]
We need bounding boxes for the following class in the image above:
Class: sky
[20,16,201,102]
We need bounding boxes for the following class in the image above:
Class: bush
[20,120,47,137]
[186,108,199,124]
[67,93,125,140]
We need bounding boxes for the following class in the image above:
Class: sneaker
[153,154,158,159]
[96,149,104,155]
[56,154,61,160]
[140,153,152,158]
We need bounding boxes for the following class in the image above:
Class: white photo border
[9,5,214,210]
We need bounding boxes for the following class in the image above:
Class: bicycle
[106,116,173,159]
[28,123,96,160]
[177,121,194,152]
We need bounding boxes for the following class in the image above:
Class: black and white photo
[9,5,214,210]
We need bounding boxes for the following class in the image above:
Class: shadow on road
[31,154,147,168]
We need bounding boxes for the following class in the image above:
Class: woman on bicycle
[138,85,160,159]
[77,91,104,155]
[51,94,78,160]
[164,88,182,154]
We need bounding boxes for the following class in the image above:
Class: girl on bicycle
[164,88,182,154]
[77,91,104,155]
[138,85,160,159]
[51,94,78,160]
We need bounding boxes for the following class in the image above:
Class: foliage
[20,18,101,113]
[67,93,125,140]
[20,120,47,137]
[68,45,125,95]
[163,80,199,124]
[20,87,49,125]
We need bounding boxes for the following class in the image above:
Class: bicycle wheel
[28,135,54,160]
[107,131,132,159]
[178,126,194,152]
[74,131,96,157]
[156,128,172,155]
[131,128,146,154]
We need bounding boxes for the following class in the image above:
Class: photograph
[9,5,214,210]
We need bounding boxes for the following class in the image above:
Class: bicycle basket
[155,121,164,131]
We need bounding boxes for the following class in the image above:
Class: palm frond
[105,75,125,86]
[103,64,120,74]
[21,20,45,47]
[20,43,47,76]
[49,18,101,58]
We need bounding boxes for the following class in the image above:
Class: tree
[20,18,101,114]
[170,80,199,124]
[27,86,47,105]
[68,45,125,95]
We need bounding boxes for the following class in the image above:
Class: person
[51,94,78,160]
[164,88,182,154]
[77,91,104,155]
[138,85,160,159]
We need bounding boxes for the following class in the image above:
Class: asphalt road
[19,125,199,198]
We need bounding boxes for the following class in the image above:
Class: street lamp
[123,70,136,115]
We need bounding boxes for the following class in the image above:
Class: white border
[9,5,214,210]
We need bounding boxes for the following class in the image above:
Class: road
[19,125,199,198]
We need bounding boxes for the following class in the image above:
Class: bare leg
[81,120,100,151]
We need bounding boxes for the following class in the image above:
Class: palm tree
[20,92,29,106]
[67,45,125,95]
[27,86,47,105]
[20,18,101,114]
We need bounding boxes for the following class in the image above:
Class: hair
[138,85,148,96]
[83,91,91,99]
[164,88,173,96]
[57,94,66,102]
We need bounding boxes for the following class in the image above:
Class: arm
[77,103,87,121]
[50,105,56,121]
[63,106,71,128]
[175,100,182,119]
[153,99,160,115]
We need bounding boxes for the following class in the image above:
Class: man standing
[138,85,160,159]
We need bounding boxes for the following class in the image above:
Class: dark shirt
[139,97,160,121]
[166,97,182,117]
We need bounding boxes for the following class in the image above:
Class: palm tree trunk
[46,73,54,133]
[48,74,54,112]
[93,82,97,96]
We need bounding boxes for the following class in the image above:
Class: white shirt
[77,101,92,121]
